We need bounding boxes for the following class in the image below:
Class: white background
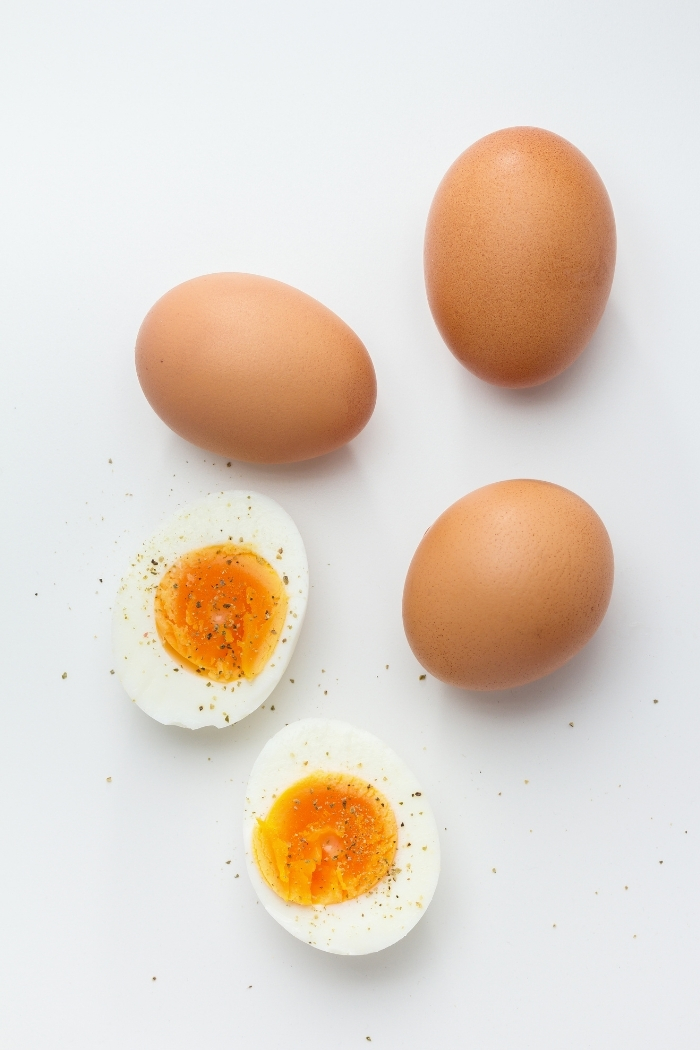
[1,2,699,1047]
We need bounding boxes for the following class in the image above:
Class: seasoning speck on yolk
[154,544,288,682]
[252,773,398,906]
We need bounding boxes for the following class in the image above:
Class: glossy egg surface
[244,719,440,955]
[403,480,614,690]
[425,127,616,387]
[136,273,377,463]
[112,491,308,728]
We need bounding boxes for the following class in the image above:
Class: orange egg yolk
[253,773,398,906]
[154,544,288,682]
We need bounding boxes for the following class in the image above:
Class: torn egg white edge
[243,719,441,955]
[111,490,309,729]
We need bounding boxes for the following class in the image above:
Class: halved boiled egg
[112,491,308,728]
[244,719,440,954]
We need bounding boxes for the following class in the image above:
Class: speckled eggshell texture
[136,273,377,463]
[402,480,614,691]
[424,127,616,387]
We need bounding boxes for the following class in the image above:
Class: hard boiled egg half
[244,719,440,954]
[112,491,308,729]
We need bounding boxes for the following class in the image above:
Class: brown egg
[135,273,377,463]
[424,127,616,387]
[402,480,614,691]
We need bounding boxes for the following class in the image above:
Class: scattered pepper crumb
[61,672,67,679]
[569,722,574,727]
[106,777,112,782]
[152,976,156,981]
[419,674,426,680]
[653,698,658,704]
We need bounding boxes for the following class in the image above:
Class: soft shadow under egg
[472,299,625,413]
[436,618,615,723]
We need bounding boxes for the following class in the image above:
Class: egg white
[112,491,308,729]
[244,718,440,955]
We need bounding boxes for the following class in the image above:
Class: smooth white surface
[244,719,440,955]
[1,1,699,1047]
[112,490,308,729]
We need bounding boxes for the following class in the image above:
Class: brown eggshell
[424,127,616,387]
[135,273,377,463]
[402,480,614,691]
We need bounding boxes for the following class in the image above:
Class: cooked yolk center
[154,544,288,682]
[252,773,398,906]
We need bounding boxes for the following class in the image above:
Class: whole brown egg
[135,273,377,463]
[424,127,616,387]
[402,480,614,691]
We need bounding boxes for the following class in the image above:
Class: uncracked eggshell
[424,127,616,387]
[402,480,614,691]
[135,273,377,463]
